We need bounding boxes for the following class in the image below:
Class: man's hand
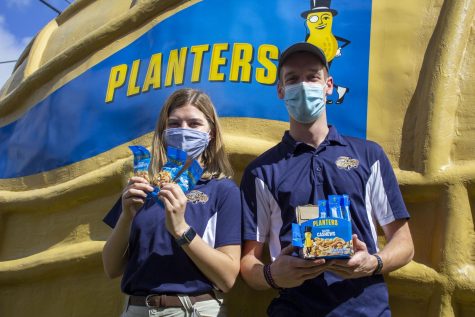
[326,234,377,279]
[270,244,329,288]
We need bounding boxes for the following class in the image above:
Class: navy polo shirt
[104,178,241,295]
[241,126,410,316]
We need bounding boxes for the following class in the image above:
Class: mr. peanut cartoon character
[304,226,313,256]
[301,0,350,104]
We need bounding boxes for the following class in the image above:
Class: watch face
[176,227,196,246]
[184,227,197,243]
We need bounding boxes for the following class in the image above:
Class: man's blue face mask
[284,82,326,124]
[164,127,210,159]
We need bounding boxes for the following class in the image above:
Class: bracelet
[263,264,282,290]
[372,254,383,275]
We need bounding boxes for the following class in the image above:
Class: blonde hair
[149,88,233,180]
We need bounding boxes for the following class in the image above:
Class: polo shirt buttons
[316,167,322,172]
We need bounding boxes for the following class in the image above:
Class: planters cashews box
[292,195,354,259]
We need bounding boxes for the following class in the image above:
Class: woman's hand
[104,176,153,279]
[121,176,154,220]
[158,183,189,238]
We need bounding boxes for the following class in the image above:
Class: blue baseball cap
[277,42,329,78]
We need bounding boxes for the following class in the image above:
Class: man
[240,42,414,316]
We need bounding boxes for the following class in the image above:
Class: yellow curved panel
[0,0,474,316]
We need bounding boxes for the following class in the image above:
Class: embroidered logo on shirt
[335,156,359,170]
[186,190,209,204]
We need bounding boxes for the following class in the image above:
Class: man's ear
[277,81,285,99]
[325,76,334,96]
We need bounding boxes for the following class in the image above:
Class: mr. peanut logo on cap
[301,0,350,105]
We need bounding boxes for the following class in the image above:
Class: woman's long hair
[149,88,233,180]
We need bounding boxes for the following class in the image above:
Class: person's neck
[289,116,329,148]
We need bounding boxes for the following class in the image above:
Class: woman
[102,88,241,317]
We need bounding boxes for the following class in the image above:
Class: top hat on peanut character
[301,0,338,18]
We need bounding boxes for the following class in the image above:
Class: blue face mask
[284,82,326,124]
[164,128,210,159]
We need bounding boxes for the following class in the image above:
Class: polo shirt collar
[281,125,348,154]
[327,125,348,146]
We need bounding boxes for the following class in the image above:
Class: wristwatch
[175,226,197,246]
[372,254,383,275]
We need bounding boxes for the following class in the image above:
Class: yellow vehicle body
[0,0,474,316]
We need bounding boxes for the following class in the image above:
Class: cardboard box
[292,197,354,259]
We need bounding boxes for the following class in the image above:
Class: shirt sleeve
[102,196,123,228]
[240,168,272,242]
[213,179,242,248]
[368,144,410,226]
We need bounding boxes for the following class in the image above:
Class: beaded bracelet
[263,264,283,290]
[372,254,383,275]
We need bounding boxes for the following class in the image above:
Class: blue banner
[0,0,372,178]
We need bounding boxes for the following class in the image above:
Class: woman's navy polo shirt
[104,178,241,295]
[241,126,410,316]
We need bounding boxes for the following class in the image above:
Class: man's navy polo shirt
[241,126,410,316]
[104,178,241,295]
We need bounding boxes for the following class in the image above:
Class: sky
[0,0,71,89]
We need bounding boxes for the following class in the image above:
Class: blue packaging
[128,145,151,180]
[147,146,203,204]
[129,146,204,205]
[341,194,351,221]
[292,195,354,259]
[328,195,343,218]
[174,159,203,193]
[318,200,327,218]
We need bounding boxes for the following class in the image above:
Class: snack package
[341,194,351,220]
[128,145,151,181]
[173,159,203,193]
[292,194,354,259]
[129,145,203,204]
[150,146,187,188]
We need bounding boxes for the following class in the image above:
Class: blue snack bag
[128,145,164,205]
[148,146,203,204]
[128,145,151,181]
[292,223,303,247]
[328,195,343,218]
[318,200,327,218]
[148,147,185,204]
[173,159,203,193]
[150,147,185,188]
[341,195,351,221]
[165,146,188,166]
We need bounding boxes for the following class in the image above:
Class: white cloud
[6,0,32,9]
[0,15,31,90]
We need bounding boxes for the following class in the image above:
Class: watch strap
[175,226,196,246]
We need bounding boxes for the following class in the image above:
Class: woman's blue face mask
[283,82,326,124]
[164,127,210,159]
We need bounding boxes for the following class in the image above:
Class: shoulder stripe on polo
[202,212,217,247]
[365,179,379,252]
[366,160,397,250]
[255,177,283,261]
[370,160,396,225]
